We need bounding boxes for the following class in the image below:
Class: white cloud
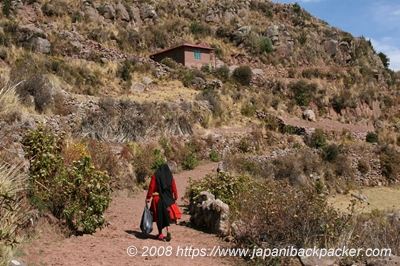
[371,3,400,28]
[370,38,400,71]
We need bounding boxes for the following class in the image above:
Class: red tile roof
[150,43,214,56]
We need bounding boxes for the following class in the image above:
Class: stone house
[150,43,214,68]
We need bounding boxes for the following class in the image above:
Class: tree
[378,52,390,69]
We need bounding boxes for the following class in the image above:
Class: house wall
[183,47,212,68]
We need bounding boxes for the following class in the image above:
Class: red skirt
[150,196,181,222]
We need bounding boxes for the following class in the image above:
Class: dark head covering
[155,164,175,231]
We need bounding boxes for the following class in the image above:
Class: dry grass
[125,78,197,103]
[0,162,30,266]
[328,186,400,213]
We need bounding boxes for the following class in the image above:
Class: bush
[310,128,328,149]
[186,172,257,206]
[323,144,339,162]
[152,148,166,172]
[209,149,220,162]
[357,159,370,174]
[289,80,317,107]
[366,131,378,143]
[161,57,177,69]
[182,142,199,170]
[232,180,354,256]
[214,65,230,82]
[378,52,390,68]
[22,127,112,234]
[119,59,133,81]
[379,145,400,182]
[232,65,253,86]
[17,74,53,113]
[238,138,250,153]
[2,0,12,17]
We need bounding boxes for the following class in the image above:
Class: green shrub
[238,138,250,153]
[366,131,378,143]
[379,146,400,182]
[378,52,390,68]
[209,149,220,162]
[186,172,257,206]
[189,21,211,38]
[182,143,199,170]
[289,80,317,107]
[310,128,328,149]
[214,65,230,82]
[299,31,307,45]
[57,156,112,233]
[161,57,177,69]
[315,179,324,194]
[233,180,354,255]
[323,144,339,162]
[240,103,256,117]
[232,65,253,86]
[152,149,166,172]
[22,127,112,234]
[119,59,134,81]
[2,0,12,17]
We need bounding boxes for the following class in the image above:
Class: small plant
[289,80,317,107]
[357,159,370,174]
[299,31,307,45]
[161,57,177,69]
[232,65,253,86]
[2,0,12,17]
[214,65,230,82]
[182,143,199,170]
[310,128,328,149]
[315,179,324,194]
[323,143,339,162]
[366,132,378,143]
[238,138,250,153]
[152,149,166,172]
[119,59,133,81]
[209,149,220,162]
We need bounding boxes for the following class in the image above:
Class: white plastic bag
[140,204,153,234]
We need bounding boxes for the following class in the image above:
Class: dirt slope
[19,162,242,266]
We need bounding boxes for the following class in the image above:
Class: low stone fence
[188,191,230,236]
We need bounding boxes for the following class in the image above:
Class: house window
[194,50,201,60]
[173,52,179,60]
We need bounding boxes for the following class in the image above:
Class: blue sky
[271,0,400,71]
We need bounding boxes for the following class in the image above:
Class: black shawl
[155,164,175,231]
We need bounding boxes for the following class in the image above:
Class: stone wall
[188,191,230,236]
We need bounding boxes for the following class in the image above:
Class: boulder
[85,5,101,21]
[141,76,153,85]
[116,3,130,22]
[140,4,157,20]
[303,109,316,122]
[132,82,145,92]
[31,37,51,54]
[324,40,338,56]
[103,4,116,20]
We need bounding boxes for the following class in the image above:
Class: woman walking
[146,164,180,241]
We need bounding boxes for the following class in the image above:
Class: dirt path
[19,162,240,266]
